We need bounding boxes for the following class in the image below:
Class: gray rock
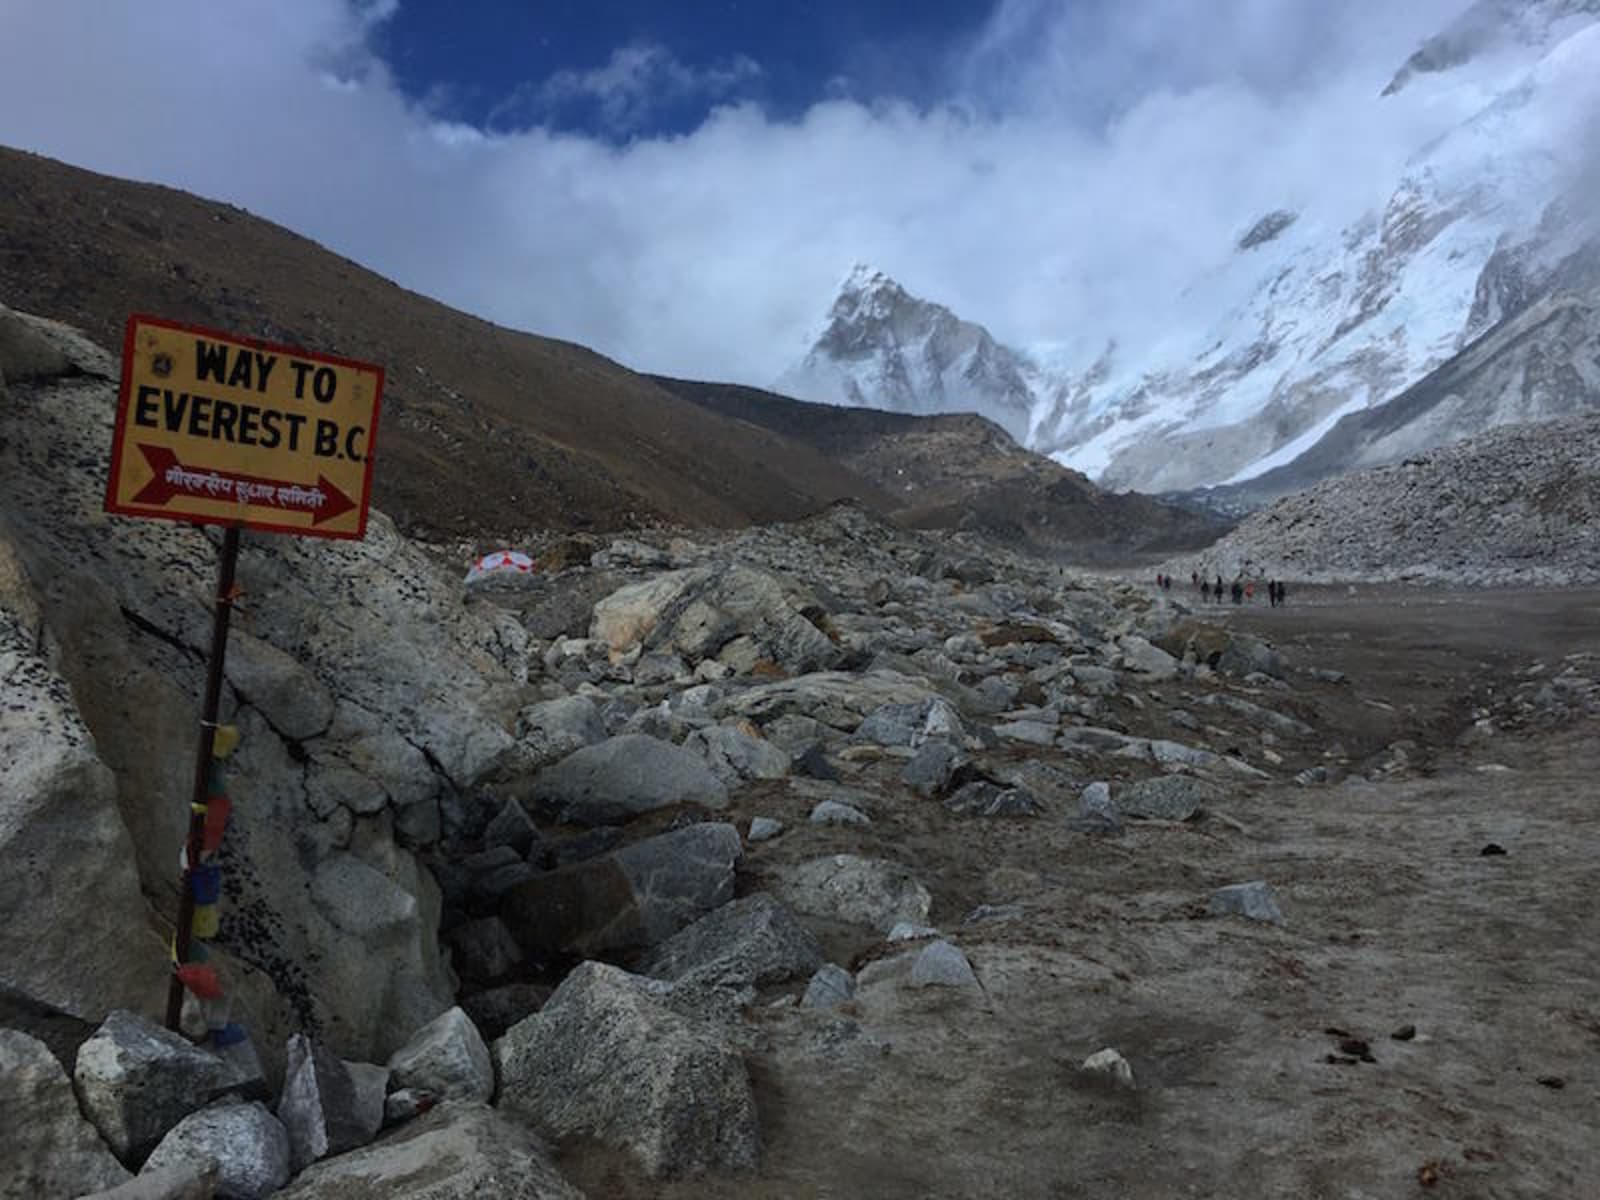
[532,734,728,826]
[1118,775,1219,821]
[992,720,1058,745]
[501,823,742,957]
[494,962,759,1177]
[1081,1047,1135,1087]
[386,1007,494,1104]
[801,964,855,1009]
[1073,780,1123,834]
[515,695,606,770]
[944,781,1043,818]
[480,800,540,858]
[886,922,940,942]
[909,940,979,988]
[141,1102,290,1200]
[639,893,823,991]
[809,799,871,826]
[0,1028,130,1195]
[1117,635,1180,680]
[277,1101,581,1198]
[1217,634,1284,679]
[748,816,784,842]
[276,1034,375,1173]
[901,739,962,797]
[345,1061,390,1145]
[854,702,925,747]
[78,1164,216,1200]
[769,854,932,933]
[1207,881,1286,924]
[685,723,790,786]
[1295,765,1330,785]
[73,1010,227,1164]
[446,917,523,984]
[382,1087,437,1128]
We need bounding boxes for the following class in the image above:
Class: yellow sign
[105,315,383,539]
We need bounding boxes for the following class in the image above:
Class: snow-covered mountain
[778,0,1600,495]
[775,264,1035,443]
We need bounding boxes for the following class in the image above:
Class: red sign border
[104,313,384,540]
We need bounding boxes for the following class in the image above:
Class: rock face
[495,962,760,1177]
[140,1102,290,1200]
[73,1010,228,1165]
[0,307,508,1063]
[531,733,728,825]
[277,1102,581,1199]
[0,1028,131,1196]
[501,822,742,957]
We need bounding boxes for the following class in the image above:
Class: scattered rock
[639,893,824,991]
[73,1010,228,1164]
[801,964,856,1008]
[1073,780,1123,834]
[685,723,790,786]
[748,816,784,842]
[277,1101,581,1198]
[1480,842,1508,857]
[908,941,979,989]
[901,739,962,797]
[1206,881,1285,924]
[141,1102,290,1200]
[0,1027,130,1195]
[386,1007,494,1104]
[495,962,759,1177]
[276,1034,377,1173]
[1081,1047,1135,1087]
[1392,1024,1417,1041]
[531,734,729,825]
[1118,775,1218,821]
[810,799,871,826]
[770,854,933,933]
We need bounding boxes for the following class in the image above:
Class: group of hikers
[1153,569,1289,607]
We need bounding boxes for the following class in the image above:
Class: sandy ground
[563,587,1600,1199]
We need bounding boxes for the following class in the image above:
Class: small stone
[886,922,939,942]
[908,940,978,988]
[810,800,871,826]
[748,816,784,842]
[381,1087,437,1127]
[801,964,855,1008]
[1480,842,1507,857]
[1206,881,1285,924]
[1391,1024,1417,1041]
[901,738,962,797]
[1081,1047,1134,1087]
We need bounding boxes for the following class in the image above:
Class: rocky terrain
[1186,411,1600,586]
[5,301,1599,1197]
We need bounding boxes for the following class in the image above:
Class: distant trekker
[1231,580,1243,605]
[1201,579,1211,601]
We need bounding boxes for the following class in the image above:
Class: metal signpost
[104,314,384,1031]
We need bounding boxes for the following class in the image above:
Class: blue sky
[0,0,1478,384]
[376,0,991,137]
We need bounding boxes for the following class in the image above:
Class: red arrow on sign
[130,445,357,525]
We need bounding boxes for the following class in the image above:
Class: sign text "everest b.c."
[106,315,384,539]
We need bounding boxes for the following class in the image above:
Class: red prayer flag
[203,795,231,853]
[175,963,224,999]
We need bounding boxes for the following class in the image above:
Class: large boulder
[73,1010,228,1165]
[513,695,606,771]
[140,1102,290,1200]
[768,855,933,933]
[638,893,823,990]
[501,823,742,957]
[385,1007,493,1104]
[494,962,759,1177]
[531,733,728,825]
[592,565,838,675]
[277,1102,581,1199]
[684,722,791,786]
[1118,775,1220,821]
[0,1028,131,1197]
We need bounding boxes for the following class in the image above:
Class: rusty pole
[165,523,242,1032]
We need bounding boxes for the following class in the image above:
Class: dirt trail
[563,589,1600,1199]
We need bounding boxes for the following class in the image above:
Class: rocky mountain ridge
[1184,409,1600,585]
[779,2,1600,497]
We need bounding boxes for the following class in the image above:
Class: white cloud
[491,42,763,134]
[0,0,1537,389]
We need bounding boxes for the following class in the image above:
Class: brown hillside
[0,146,890,538]
[651,376,1228,561]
